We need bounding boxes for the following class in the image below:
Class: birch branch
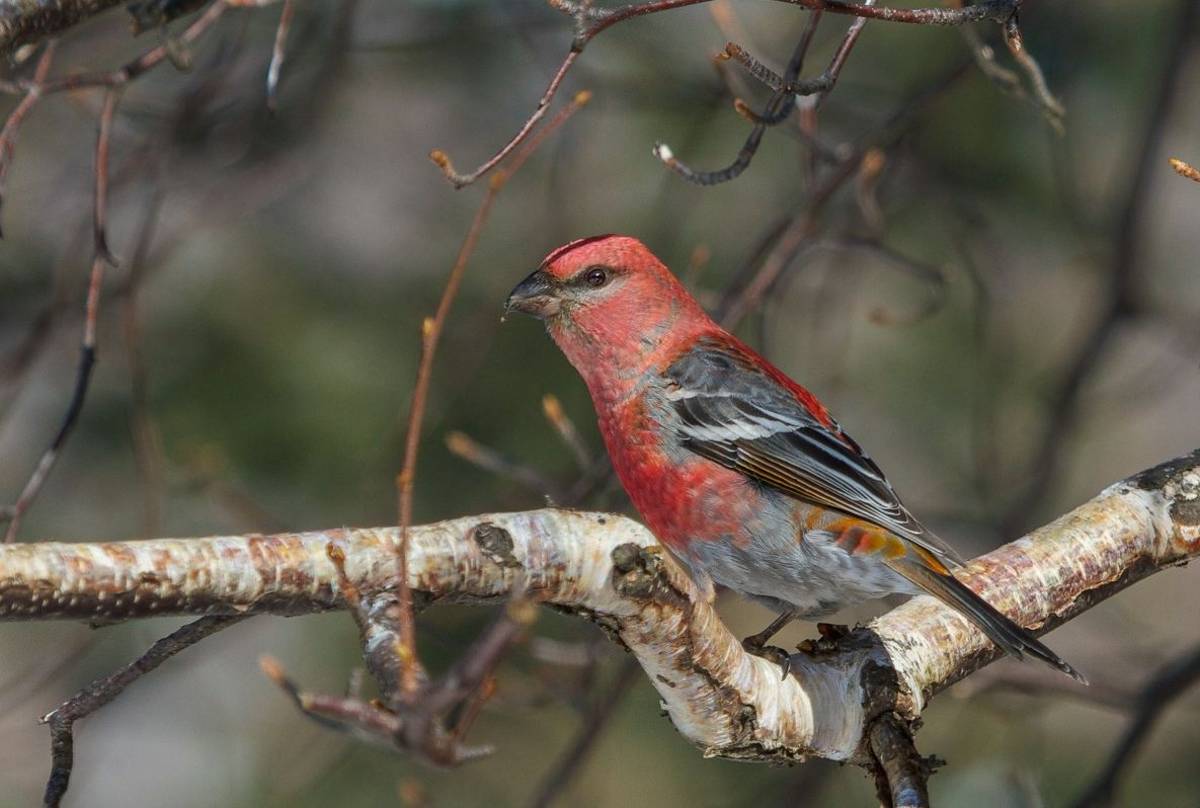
[1,449,1197,773]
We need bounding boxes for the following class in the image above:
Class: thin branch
[31,1,229,95]
[809,2,869,111]
[2,87,121,542]
[445,431,561,497]
[263,544,536,767]
[0,38,58,236]
[541,394,592,471]
[266,0,296,112]
[435,0,1019,188]
[1001,15,1064,131]
[91,88,120,266]
[655,18,824,185]
[793,0,1014,26]
[715,61,969,327]
[396,91,592,696]
[40,615,246,808]
[429,49,582,188]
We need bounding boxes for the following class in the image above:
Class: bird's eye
[584,267,608,288]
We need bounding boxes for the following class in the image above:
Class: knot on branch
[472,522,523,569]
[611,543,681,604]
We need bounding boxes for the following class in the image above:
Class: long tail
[888,553,1088,685]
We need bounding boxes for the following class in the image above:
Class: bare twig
[434,0,1022,188]
[0,38,57,236]
[30,1,229,96]
[793,0,1014,26]
[1001,15,1065,131]
[655,18,825,185]
[2,87,121,542]
[266,0,296,112]
[716,61,969,327]
[40,615,246,807]
[446,431,561,497]
[263,539,537,768]
[541,394,592,471]
[91,88,120,266]
[397,91,591,696]
[958,22,1021,96]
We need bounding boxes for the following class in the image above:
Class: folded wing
[664,335,963,569]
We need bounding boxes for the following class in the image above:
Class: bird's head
[507,235,707,328]
[506,234,713,400]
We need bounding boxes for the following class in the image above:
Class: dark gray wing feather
[664,338,964,567]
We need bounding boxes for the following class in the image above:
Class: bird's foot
[741,636,793,680]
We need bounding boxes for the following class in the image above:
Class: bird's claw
[742,637,793,679]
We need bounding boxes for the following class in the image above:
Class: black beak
[505,269,561,319]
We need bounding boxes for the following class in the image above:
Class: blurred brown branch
[1071,642,1200,808]
[999,0,1198,537]
[2,450,1197,807]
[0,0,316,540]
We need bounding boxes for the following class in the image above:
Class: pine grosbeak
[506,235,1083,682]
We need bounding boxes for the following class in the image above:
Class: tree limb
[1,450,1197,786]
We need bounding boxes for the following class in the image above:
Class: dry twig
[41,615,247,807]
[396,91,591,696]
[433,0,1033,188]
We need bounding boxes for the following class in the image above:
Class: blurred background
[1,0,1198,805]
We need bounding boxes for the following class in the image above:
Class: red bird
[506,235,1083,682]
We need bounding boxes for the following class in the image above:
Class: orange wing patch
[828,517,908,561]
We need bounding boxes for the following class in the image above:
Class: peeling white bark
[1,450,1197,765]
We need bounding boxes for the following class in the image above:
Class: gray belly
[680,511,919,618]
